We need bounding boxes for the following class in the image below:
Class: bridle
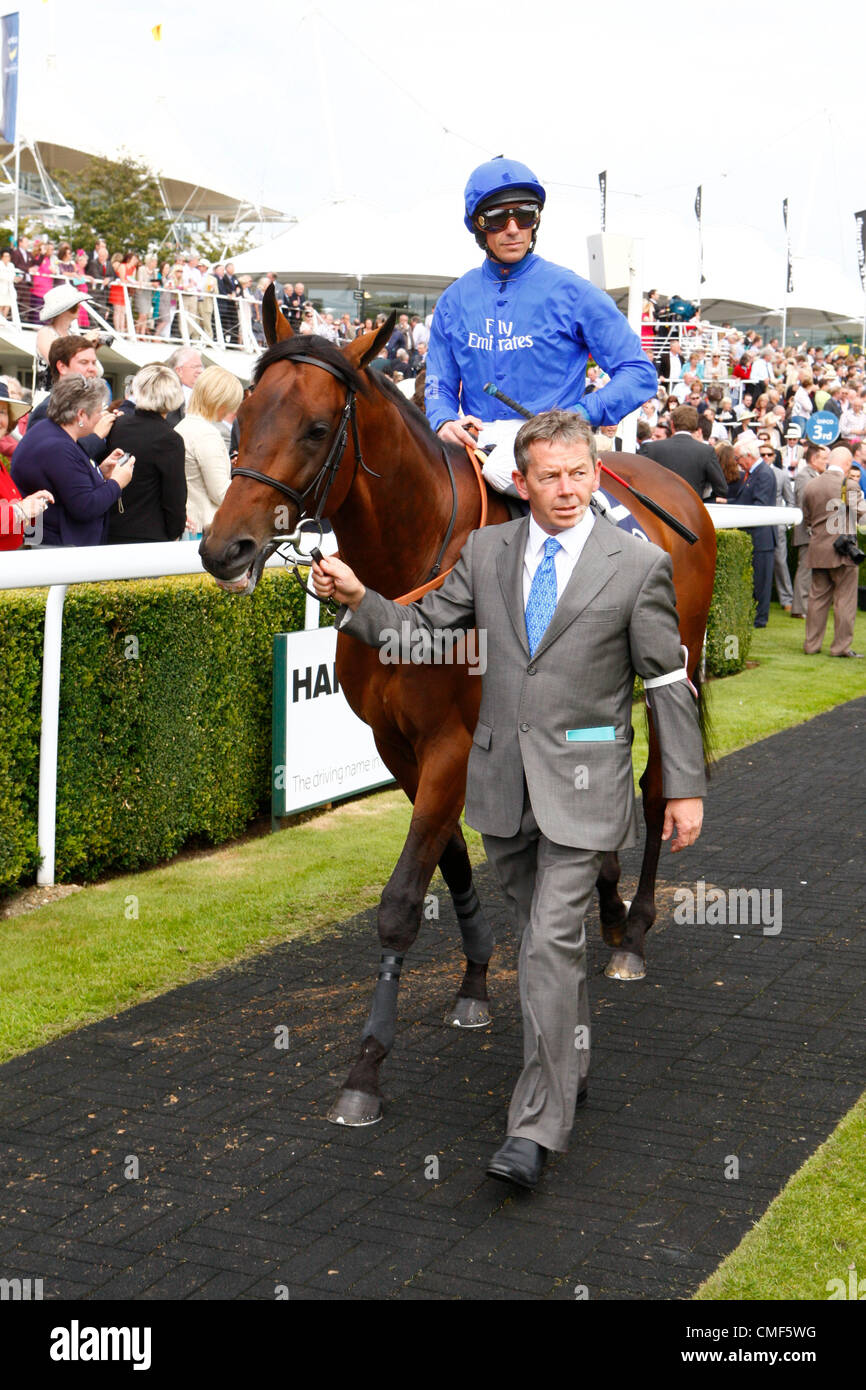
[230,353,377,555]
[229,349,460,604]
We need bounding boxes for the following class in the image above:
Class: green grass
[695,1096,866,1300]
[2,602,864,1066]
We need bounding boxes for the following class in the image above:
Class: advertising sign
[272,627,394,819]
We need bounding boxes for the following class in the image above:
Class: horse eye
[306,422,330,441]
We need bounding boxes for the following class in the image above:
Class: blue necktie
[525,536,561,656]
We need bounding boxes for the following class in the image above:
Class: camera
[833,535,865,564]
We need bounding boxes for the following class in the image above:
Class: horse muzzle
[199,532,272,595]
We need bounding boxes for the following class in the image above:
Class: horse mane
[367,367,438,440]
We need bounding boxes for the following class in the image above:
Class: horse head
[199,286,395,593]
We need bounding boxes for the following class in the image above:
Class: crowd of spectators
[607,294,866,652]
[0,335,244,553]
[0,234,263,347]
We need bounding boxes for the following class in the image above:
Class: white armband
[643,644,697,697]
[643,668,687,690]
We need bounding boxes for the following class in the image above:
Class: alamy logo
[826,1267,866,1299]
[673,879,782,935]
[378,621,487,675]
[49,1320,152,1370]
[0,1276,43,1300]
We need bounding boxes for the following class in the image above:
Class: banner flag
[783,198,793,294]
[855,210,866,291]
[1,11,19,145]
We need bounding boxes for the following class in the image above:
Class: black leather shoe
[487,1137,546,1189]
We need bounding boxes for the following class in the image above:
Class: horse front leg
[605,711,663,981]
[327,754,464,1126]
[596,850,630,948]
[438,826,495,1028]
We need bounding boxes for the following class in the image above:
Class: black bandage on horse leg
[452,885,495,964]
[361,951,404,1054]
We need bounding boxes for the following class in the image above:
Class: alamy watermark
[673,879,782,935]
[378,621,487,675]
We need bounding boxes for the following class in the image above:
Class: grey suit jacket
[341,514,706,851]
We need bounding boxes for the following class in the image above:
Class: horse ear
[343,311,396,370]
[263,283,293,345]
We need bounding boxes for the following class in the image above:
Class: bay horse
[200,290,716,1126]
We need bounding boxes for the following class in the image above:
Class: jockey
[426,156,658,490]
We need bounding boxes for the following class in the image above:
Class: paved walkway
[1,698,865,1300]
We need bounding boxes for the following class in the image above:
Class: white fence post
[36,584,68,886]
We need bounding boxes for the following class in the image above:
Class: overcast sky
[13,0,866,286]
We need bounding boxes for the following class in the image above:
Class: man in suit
[641,404,728,500]
[215,263,241,344]
[764,444,794,612]
[163,347,203,428]
[312,411,705,1188]
[727,435,777,627]
[791,444,828,618]
[802,445,866,658]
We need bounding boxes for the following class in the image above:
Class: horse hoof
[444,996,491,1028]
[326,1088,383,1126]
[605,949,646,981]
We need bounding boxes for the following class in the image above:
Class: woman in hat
[34,283,92,393]
[0,383,30,465]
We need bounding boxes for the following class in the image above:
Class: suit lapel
[531,520,620,660]
[497,516,531,655]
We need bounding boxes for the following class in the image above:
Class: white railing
[3,270,268,358]
[0,507,797,886]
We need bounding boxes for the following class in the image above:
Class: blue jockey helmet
[463,157,546,238]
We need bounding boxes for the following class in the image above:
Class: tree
[50,152,173,256]
[191,229,254,266]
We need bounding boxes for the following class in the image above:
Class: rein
[233,352,490,606]
[394,443,488,604]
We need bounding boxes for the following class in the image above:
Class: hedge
[0,572,306,896]
[705,529,756,677]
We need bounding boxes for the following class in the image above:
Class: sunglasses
[475,202,541,232]
[759,450,774,457]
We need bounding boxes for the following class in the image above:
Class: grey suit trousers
[483,782,603,1153]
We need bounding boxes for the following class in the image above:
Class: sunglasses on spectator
[475,202,541,232]
[759,450,774,457]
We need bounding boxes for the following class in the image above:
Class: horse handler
[313,410,705,1190]
[426,155,658,490]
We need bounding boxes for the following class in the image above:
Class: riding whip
[482,383,698,545]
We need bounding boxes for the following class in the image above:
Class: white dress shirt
[522,510,595,608]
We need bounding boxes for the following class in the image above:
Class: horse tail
[691,660,715,776]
